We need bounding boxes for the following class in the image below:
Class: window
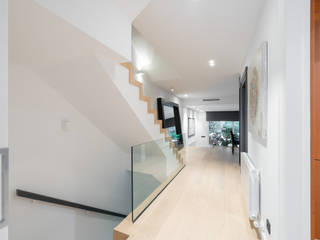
[209,121,239,146]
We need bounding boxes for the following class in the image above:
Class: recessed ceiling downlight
[208,59,215,67]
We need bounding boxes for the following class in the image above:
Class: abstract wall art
[248,42,268,146]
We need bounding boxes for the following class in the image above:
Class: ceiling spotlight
[170,88,175,92]
[184,94,189,98]
[208,59,215,67]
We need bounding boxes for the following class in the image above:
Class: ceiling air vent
[202,98,220,102]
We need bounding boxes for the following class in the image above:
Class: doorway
[239,67,248,165]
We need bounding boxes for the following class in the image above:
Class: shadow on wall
[9,0,155,150]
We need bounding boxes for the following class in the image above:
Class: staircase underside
[9,0,158,150]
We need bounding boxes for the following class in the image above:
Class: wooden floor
[115,146,259,240]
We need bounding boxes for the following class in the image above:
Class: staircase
[10,1,184,240]
[118,62,183,165]
[113,62,185,240]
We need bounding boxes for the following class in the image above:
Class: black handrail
[16,189,127,218]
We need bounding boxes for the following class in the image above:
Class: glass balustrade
[131,138,184,222]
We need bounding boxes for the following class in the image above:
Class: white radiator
[241,152,261,222]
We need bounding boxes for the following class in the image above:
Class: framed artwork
[188,118,195,137]
[248,42,268,146]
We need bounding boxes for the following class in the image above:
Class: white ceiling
[133,0,265,111]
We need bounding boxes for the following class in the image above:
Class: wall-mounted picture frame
[157,98,183,146]
[188,118,195,138]
[248,42,268,147]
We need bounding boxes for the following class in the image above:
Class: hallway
[115,147,259,240]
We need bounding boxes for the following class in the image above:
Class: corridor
[115,147,259,240]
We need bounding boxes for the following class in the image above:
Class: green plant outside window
[209,121,239,146]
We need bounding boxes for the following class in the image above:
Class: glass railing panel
[132,138,184,222]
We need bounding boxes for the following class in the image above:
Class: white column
[0,0,8,239]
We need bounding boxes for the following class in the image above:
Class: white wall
[132,28,212,147]
[181,108,209,146]
[182,108,196,146]
[244,0,310,239]
[10,0,158,149]
[111,64,163,140]
[244,1,283,238]
[143,80,181,112]
[33,0,132,60]
[279,0,310,239]
[195,112,209,146]
[8,2,174,239]
[0,0,8,238]
[0,0,8,149]
[131,26,187,142]
[131,27,181,89]
[141,77,212,148]
[9,65,131,240]
[31,0,152,61]
[131,27,182,111]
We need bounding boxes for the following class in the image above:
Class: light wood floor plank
[115,146,259,240]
